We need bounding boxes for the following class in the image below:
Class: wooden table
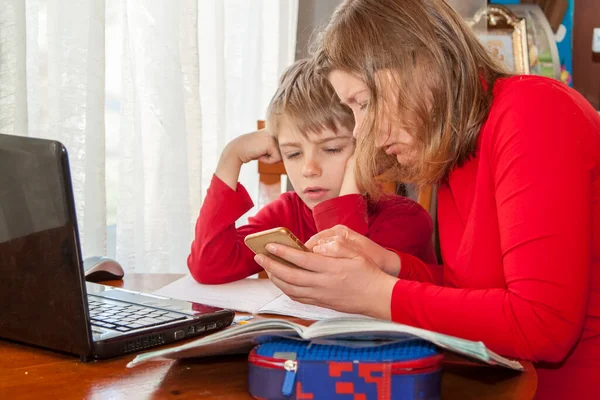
[0,274,537,399]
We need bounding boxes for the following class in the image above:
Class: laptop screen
[0,133,93,357]
[0,137,68,243]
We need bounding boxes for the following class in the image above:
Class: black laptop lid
[0,133,93,357]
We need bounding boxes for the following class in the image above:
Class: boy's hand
[216,129,281,190]
[306,225,401,277]
[233,129,282,165]
[339,154,361,196]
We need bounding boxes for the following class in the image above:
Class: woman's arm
[390,84,594,362]
[260,82,595,364]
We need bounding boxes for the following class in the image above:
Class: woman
[252,0,600,398]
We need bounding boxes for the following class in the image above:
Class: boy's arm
[188,130,283,284]
[312,194,369,235]
[311,154,369,234]
[313,195,439,280]
[312,154,437,273]
[367,199,437,265]
[188,175,294,284]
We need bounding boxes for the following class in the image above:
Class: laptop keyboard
[88,296,187,332]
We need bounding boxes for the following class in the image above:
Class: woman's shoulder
[481,75,600,167]
[491,75,597,117]
[485,75,600,139]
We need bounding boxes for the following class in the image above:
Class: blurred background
[1,0,597,273]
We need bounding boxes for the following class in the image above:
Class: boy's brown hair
[266,58,354,139]
[313,0,510,195]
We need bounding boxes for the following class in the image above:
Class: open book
[127,316,523,371]
[153,275,365,320]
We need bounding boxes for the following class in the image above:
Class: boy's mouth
[303,187,330,200]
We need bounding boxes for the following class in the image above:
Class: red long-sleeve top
[391,76,600,399]
[188,176,436,284]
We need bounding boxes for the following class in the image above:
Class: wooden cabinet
[573,0,600,109]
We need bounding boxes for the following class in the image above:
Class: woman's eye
[286,152,301,160]
[358,102,368,110]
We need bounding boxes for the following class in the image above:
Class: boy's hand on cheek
[339,155,361,196]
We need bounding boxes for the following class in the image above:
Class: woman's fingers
[268,275,323,305]
[255,252,319,286]
[261,243,327,273]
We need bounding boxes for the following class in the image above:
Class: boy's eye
[285,152,301,160]
[324,147,343,154]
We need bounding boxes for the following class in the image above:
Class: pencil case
[248,337,443,400]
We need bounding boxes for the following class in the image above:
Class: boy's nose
[302,159,322,177]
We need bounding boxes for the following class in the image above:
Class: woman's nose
[375,121,394,148]
[352,113,364,139]
[352,124,361,139]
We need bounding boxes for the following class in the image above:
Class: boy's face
[278,119,354,210]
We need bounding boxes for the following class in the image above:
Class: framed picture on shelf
[508,4,562,81]
[467,5,530,74]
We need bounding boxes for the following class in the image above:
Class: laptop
[0,133,235,361]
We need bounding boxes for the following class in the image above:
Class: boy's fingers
[313,238,362,259]
[305,225,352,249]
[258,153,281,164]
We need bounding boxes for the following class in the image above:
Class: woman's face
[328,70,415,165]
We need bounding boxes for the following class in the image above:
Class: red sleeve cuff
[209,174,254,217]
[393,250,443,285]
[390,279,419,323]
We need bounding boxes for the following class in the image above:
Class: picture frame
[467,5,530,74]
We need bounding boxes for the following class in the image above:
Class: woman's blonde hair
[266,58,354,139]
[313,0,509,196]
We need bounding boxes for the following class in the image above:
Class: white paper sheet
[153,275,283,313]
[153,275,363,320]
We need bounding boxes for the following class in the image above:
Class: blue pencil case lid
[248,338,443,400]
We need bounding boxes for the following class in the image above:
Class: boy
[188,59,435,284]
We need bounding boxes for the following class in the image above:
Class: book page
[259,293,369,320]
[128,318,303,367]
[153,275,283,314]
[303,318,523,371]
[127,315,521,371]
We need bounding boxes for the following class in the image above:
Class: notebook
[153,275,366,320]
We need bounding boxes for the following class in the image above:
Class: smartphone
[244,227,309,269]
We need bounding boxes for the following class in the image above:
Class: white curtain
[116,0,202,274]
[116,0,298,273]
[1,0,107,259]
[1,0,297,273]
